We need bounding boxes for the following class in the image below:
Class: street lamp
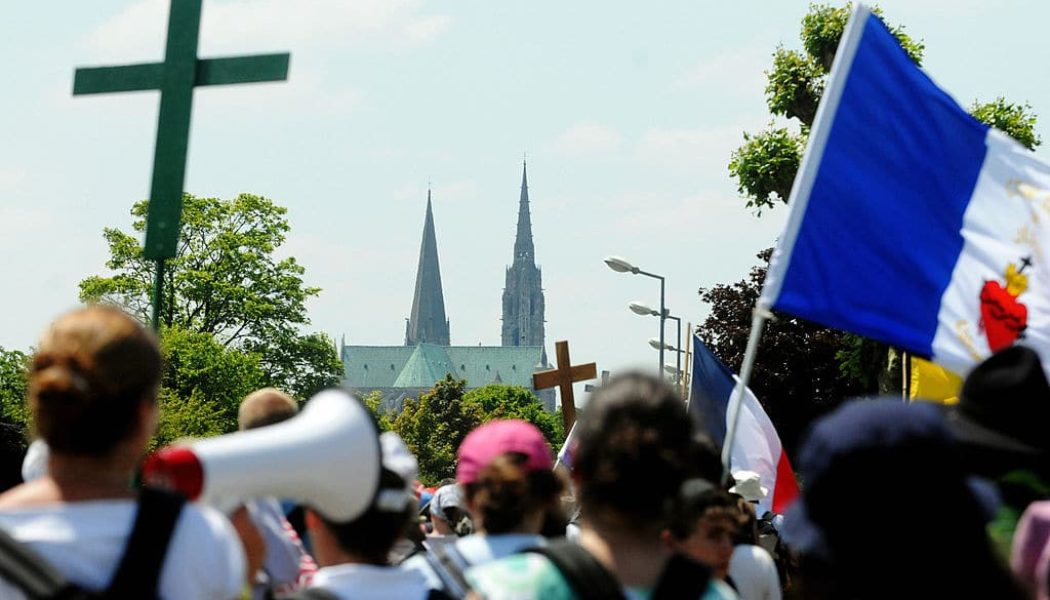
[663,363,683,387]
[649,338,680,352]
[630,301,659,316]
[606,256,666,375]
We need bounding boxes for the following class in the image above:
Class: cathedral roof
[342,344,545,390]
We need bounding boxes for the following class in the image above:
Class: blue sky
[3,1,1050,400]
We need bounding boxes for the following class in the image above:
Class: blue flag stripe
[688,335,736,447]
[763,3,869,303]
[762,8,989,356]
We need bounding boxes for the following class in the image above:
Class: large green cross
[73,0,289,328]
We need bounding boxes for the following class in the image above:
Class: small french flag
[690,334,799,515]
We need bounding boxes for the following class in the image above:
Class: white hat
[21,440,49,483]
[729,470,769,503]
[430,484,464,520]
[373,432,418,513]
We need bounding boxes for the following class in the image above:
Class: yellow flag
[909,357,962,405]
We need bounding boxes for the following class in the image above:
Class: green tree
[362,390,393,432]
[0,347,30,433]
[386,378,567,485]
[152,388,229,450]
[462,384,565,448]
[730,3,1036,215]
[698,249,868,457]
[160,326,268,435]
[79,193,342,400]
[391,375,475,484]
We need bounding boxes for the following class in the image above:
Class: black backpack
[526,540,713,600]
[414,538,711,600]
[0,487,185,599]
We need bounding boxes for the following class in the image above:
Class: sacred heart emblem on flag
[979,260,1030,352]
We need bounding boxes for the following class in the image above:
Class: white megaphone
[143,388,381,522]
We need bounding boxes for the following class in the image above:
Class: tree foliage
[730,3,1043,215]
[970,97,1041,150]
[462,384,565,447]
[160,325,267,435]
[716,4,1040,427]
[79,193,342,404]
[0,347,30,434]
[698,249,869,457]
[382,376,566,485]
[391,375,475,484]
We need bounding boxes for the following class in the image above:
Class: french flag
[761,5,1050,375]
[689,334,799,515]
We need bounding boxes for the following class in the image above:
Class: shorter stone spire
[405,189,450,346]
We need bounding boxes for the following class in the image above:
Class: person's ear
[660,528,678,551]
[305,508,323,533]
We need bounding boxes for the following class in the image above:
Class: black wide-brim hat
[944,345,1050,476]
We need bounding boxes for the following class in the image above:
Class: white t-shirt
[403,532,546,591]
[0,499,246,600]
[728,544,781,600]
[310,563,430,600]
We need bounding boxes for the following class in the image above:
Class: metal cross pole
[73,0,290,330]
[533,340,597,432]
[666,313,682,390]
[657,275,666,377]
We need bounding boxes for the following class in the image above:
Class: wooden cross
[533,340,597,431]
[73,0,289,327]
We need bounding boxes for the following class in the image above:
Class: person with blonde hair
[0,305,248,599]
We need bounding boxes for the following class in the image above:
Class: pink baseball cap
[456,419,553,484]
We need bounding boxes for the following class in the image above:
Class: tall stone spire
[502,161,547,363]
[514,161,535,262]
[406,189,450,346]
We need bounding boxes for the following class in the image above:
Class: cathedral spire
[502,161,547,369]
[514,160,535,264]
[406,189,450,346]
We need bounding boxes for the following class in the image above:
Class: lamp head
[629,301,658,316]
[604,256,637,274]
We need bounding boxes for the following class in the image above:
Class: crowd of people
[0,305,1048,599]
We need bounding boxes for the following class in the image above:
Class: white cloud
[0,167,27,191]
[85,0,454,61]
[674,43,769,99]
[552,123,622,158]
[636,124,747,175]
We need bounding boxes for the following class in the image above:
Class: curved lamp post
[606,256,666,376]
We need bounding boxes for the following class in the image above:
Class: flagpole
[683,322,693,403]
[902,350,910,402]
[720,306,770,484]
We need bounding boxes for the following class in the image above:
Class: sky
[4,0,1050,402]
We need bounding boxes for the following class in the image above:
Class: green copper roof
[393,343,455,387]
[342,344,545,390]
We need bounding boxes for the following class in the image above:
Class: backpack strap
[0,525,83,599]
[650,554,712,600]
[102,487,186,599]
[426,543,471,599]
[277,587,341,600]
[525,540,626,600]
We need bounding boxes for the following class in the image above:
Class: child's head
[664,479,741,579]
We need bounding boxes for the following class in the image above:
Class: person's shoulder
[172,502,239,543]
[465,553,575,600]
[702,579,739,600]
[163,503,246,598]
[730,544,776,572]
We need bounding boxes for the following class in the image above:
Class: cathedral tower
[501,162,547,362]
[406,190,450,346]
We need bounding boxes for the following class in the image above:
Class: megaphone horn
[143,389,381,522]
